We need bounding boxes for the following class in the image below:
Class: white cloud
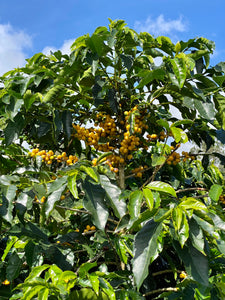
[42,39,74,55]
[0,23,32,75]
[134,14,187,37]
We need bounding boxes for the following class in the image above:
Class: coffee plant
[1,19,225,299]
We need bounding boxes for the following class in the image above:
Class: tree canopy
[1,19,225,299]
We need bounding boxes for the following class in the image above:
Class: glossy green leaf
[189,218,205,254]
[209,184,223,202]
[173,240,209,286]
[0,185,17,223]
[115,237,128,264]
[99,175,126,219]
[22,286,46,300]
[37,288,49,300]
[151,153,166,166]
[67,173,79,199]
[170,57,186,88]
[45,184,67,217]
[154,208,172,222]
[48,264,63,285]
[6,252,23,281]
[170,127,188,143]
[80,165,99,182]
[133,219,163,290]
[62,110,72,138]
[147,181,177,197]
[179,197,207,211]
[89,275,99,296]
[24,265,50,281]
[99,278,116,300]
[194,99,215,120]
[83,180,108,231]
[4,113,25,146]
[1,236,18,262]
[128,190,143,220]
[143,187,154,210]
[69,288,109,300]
[78,262,97,278]
[137,69,165,88]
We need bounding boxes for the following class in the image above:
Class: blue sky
[0,0,225,75]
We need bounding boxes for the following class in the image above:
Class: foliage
[0,19,225,299]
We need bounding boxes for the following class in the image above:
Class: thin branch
[143,287,179,297]
[176,187,208,194]
[152,269,183,277]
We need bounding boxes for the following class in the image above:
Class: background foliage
[1,19,225,299]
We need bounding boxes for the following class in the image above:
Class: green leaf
[179,197,207,211]
[170,127,188,143]
[25,265,50,281]
[62,110,72,138]
[115,237,128,264]
[83,180,108,231]
[154,208,172,222]
[143,188,154,211]
[147,181,177,198]
[37,288,49,300]
[99,278,116,300]
[1,236,18,262]
[80,165,99,182]
[120,54,133,70]
[99,175,126,219]
[172,208,189,247]
[45,183,67,217]
[137,69,165,88]
[0,185,17,223]
[86,34,109,56]
[89,275,99,296]
[4,113,25,146]
[128,190,143,220]
[173,240,209,286]
[22,286,46,300]
[69,288,109,300]
[68,173,79,199]
[6,252,23,281]
[48,264,63,285]
[78,262,97,278]
[151,153,166,166]
[208,184,223,202]
[189,218,205,254]
[133,219,163,290]
[194,99,215,120]
[42,84,65,103]
[170,57,186,88]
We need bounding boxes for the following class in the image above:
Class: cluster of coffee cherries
[219,195,225,205]
[166,150,195,166]
[83,224,96,233]
[132,165,148,178]
[28,149,78,166]
[146,130,167,142]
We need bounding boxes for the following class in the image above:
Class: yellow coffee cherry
[179,272,187,279]
[2,279,10,285]
[41,196,46,203]
[60,195,66,200]
[90,226,96,231]
[86,225,91,231]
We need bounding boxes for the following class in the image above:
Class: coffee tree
[1,19,225,299]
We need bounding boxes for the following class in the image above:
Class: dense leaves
[0,19,225,299]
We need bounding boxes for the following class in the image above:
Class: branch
[143,287,179,297]
[176,187,208,194]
